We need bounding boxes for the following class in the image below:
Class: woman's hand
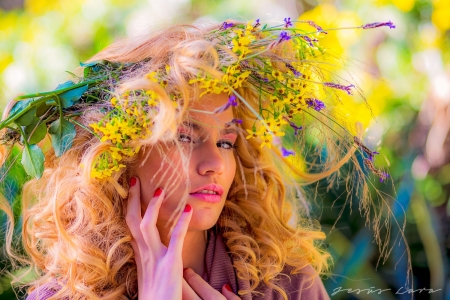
[182,268,241,300]
[125,177,193,299]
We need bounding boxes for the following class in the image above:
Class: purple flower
[284,17,293,28]
[221,22,234,30]
[362,20,395,29]
[306,20,327,34]
[380,172,390,182]
[302,36,317,47]
[214,95,237,113]
[286,119,302,135]
[251,70,269,82]
[254,19,261,28]
[279,31,291,42]
[225,118,243,128]
[229,94,238,106]
[324,82,355,95]
[354,136,379,161]
[285,63,301,76]
[306,98,325,111]
[281,147,295,157]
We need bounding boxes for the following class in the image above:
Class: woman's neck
[182,230,208,275]
[159,228,207,276]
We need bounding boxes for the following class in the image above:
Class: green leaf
[58,84,89,108]
[55,80,75,90]
[80,60,103,67]
[25,120,47,145]
[49,118,76,157]
[35,102,51,117]
[21,144,44,179]
[10,99,38,126]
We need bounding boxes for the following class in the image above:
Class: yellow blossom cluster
[189,20,327,149]
[89,69,171,179]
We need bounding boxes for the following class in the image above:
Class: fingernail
[183,204,191,212]
[224,284,232,292]
[130,177,137,187]
[183,268,188,272]
[153,188,163,197]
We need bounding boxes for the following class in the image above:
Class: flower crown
[0,18,395,181]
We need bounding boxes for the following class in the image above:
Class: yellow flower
[276,87,286,95]
[146,71,158,82]
[231,32,252,54]
[245,127,264,140]
[148,97,158,107]
[232,71,251,89]
[109,147,123,160]
[272,70,285,81]
[110,97,118,107]
[245,21,254,35]
[270,95,284,110]
[260,134,273,149]
[90,123,101,133]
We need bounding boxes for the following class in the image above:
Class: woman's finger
[140,187,165,247]
[167,204,193,258]
[182,278,201,300]
[125,177,143,240]
[222,284,241,300]
[183,268,226,300]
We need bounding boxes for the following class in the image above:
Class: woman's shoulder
[258,264,331,300]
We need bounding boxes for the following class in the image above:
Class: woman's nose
[196,140,225,176]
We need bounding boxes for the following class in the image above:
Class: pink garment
[27,230,330,299]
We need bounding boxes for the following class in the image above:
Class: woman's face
[134,93,237,232]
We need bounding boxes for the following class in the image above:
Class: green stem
[17,125,29,148]
[0,97,52,130]
[15,78,104,100]
[67,117,100,139]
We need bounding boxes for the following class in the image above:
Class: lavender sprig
[305,20,327,34]
[214,94,238,113]
[279,31,291,42]
[324,82,355,95]
[362,20,395,29]
[306,98,325,111]
[301,36,317,47]
[284,17,293,28]
[285,63,301,76]
[220,21,234,30]
[284,117,303,135]
[281,147,295,157]
[225,118,243,128]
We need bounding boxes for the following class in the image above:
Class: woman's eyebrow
[221,128,238,136]
[181,121,238,136]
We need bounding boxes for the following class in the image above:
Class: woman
[0,19,392,299]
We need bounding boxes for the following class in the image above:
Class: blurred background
[0,0,449,299]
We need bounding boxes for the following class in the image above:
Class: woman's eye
[217,141,235,150]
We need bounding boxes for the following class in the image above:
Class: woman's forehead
[183,93,234,129]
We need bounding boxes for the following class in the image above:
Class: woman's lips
[189,192,222,203]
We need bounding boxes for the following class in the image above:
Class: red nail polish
[130,177,137,187]
[183,204,191,212]
[224,284,232,292]
[153,188,163,197]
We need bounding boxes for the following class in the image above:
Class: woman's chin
[188,212,220,231]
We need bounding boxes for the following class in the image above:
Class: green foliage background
[0,0,449,299]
